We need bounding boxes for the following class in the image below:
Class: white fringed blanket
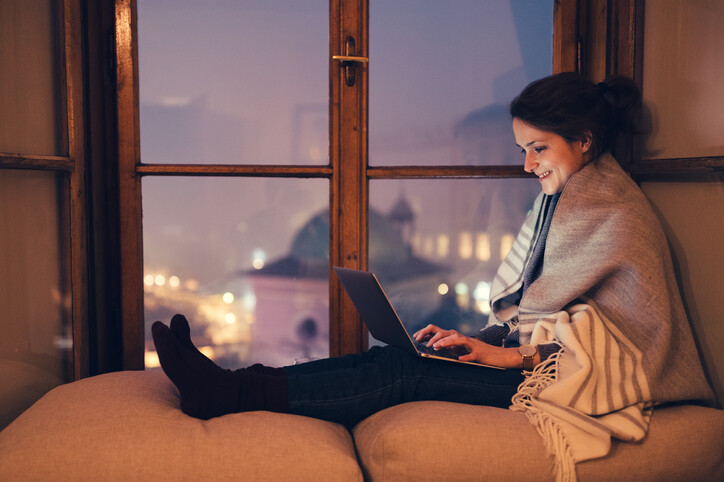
[489,154,713,481]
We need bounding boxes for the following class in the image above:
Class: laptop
[333,267,503,369]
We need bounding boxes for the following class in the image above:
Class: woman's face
[512,118,590,195]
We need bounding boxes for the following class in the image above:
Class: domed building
[243,203,448,367]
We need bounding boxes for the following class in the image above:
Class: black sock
[168,314,218,369]
[152,321,242,419]
[152,321,289,419]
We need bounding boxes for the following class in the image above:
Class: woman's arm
[413,324,542,369]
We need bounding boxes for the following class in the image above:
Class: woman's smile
[537,170,553,180]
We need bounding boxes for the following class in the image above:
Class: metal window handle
[333,36,368,86]
[332,55,369,63]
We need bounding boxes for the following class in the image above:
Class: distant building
[244,204,449,367]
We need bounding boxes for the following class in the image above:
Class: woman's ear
[581,132,592,153]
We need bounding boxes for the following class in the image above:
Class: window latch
[332,36,368,87]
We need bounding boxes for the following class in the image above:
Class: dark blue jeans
[283,345,524,428]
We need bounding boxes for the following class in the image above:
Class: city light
[437,283,449,295]
[473,281,492,314]
[169,275,180,288]
[500,234,515,260]
[436,234,450,258]
[222,292,234,303]
[455,283,468,295]
[459,231,473,259]
[252,248,266,270]
[145,350,160,368]
[476,233,491,261]
[242,292,257,311]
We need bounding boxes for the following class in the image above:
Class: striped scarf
[488,154,713,481]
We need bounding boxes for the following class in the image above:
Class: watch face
[519,344,537,357]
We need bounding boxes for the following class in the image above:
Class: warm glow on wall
[459,231,473,259]
[436,234,449,258]
[476,233,491,261]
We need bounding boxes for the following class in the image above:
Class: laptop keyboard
[415,341,470,359]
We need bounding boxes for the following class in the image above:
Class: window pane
[143,178,329,369]
[0,170,71,429]
[369,0,553,166]
[0,0,63,156]
[369,178,539,342]
[137,0,328,165]
[642,0,724,159]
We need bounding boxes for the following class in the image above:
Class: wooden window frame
[114,0,581,369]
[0,0,89,379]
[576,0,724,178]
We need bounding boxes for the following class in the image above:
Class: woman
[153,72,713,479]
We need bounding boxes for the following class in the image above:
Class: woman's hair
[509,72,641,160]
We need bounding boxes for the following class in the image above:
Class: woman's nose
[524,153,537,173]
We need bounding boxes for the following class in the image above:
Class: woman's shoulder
[566,155,652,215]
[557,154,667,244]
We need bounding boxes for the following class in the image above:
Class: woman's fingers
[426,331,449,347]
[432,331,465,350]
[413,324,442,343]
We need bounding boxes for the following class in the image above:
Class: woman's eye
[534,146,546,154]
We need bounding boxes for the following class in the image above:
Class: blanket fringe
[510,350,577,482]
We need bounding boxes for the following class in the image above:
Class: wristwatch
[518,344,537,371]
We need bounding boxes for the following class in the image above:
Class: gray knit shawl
[490,153,713,405]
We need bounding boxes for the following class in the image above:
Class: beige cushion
[0,370,362,481]
[353,401,724,481]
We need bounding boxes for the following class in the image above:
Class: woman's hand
[413,324,459,347]
[413,324,539,369]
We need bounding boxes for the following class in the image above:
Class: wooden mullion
[553,0,580,74]
[368,166,534,180]
[56,0,70,157]
[329,0,368,357]
[606,0,643,80]
[628,156,724,176]
[605,0,644,168]
[0,154,74,171]
[64,0,89,379]
[137,164,333,178]
[116,0,145,370]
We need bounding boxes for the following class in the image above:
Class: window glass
[142,177,329,369]
[137,0,328,165]
[369,177,539,342]
[0,0,62,156]
[0,170,71,429]
[369,0,553,166]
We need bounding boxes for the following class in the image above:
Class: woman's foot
[168,314,218,369]
[152,321,241,419]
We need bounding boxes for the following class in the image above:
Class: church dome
[253,207,446,282]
